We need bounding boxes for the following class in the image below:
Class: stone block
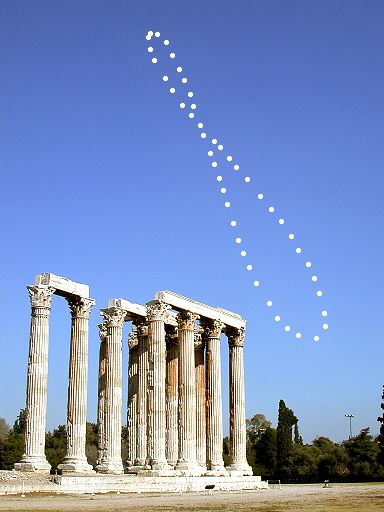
[35,273,89,298]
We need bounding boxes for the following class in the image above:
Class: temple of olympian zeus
[15,273,253,477]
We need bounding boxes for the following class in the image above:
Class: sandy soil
[0,483,383,512]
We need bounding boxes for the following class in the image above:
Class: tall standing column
[134,319,149,467]
[96,306,126,474]
[58,296,95,473]
[165,326,178,467]
[96,323,107,466]
[126,328,138,468]
[146,300,170,470]
[176,311,200,471]
[227,327,253,475]
[194,332,207,468]
[15,286,55,472]
[203,318,226,472]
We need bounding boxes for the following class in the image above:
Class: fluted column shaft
[96,324,107,465]
[203,319,225,472]
[126,329,138,467]
[228,327,252,474]
[15,286,55,472]
[146,300,170,470]
[96,307,125,474]
[58,297,95,473]
[194,333,207,467]
[165,327,178,467]
[135,320,148,467]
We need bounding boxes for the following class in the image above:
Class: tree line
[1,385,384,483]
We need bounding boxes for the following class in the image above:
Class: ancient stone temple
[15,274,253,480]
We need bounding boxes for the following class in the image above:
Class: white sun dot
[230,220,237,226]
[240,250,247,256]
[227,155,233,162]
[284,325,291,332]
[296,332,302,339]
[316,290,323,297]
[220,187,226,194]
[208,150,214,156]
[266,300,273,307]
[201,133,206,139]
[268,206,275,213]
[164,39,169,45]
[306,261,312,268]
[289,233,295,239]
[216,176,222,182]
[258,193,264,200]
[246,264,253,271]
[312,275,318,282]
[148,47,153,52]
[163,76,168,81]
[296,247,302,254]
[225,201,231,208]
[322,310,328,317]
[234,164,240,171]
[147,31,153,36]
[146,35,151,40]
[198,122,204,128]
[182,77,187,83]
[177,66,182,72]
[170,88,175,94]
[218,144,223,150]
[212,162,218,168]
[189,113,194,118]
[235,237,242,243]
[191,104,197,110]
[279,218,285,225]
[314,335,320,341]
[245,177,251,183]
[212,138,217,144]
[155,31,160,37]
[170,53,176,59]
[188,91,193,97]
[323,323,329,330]
[275,315,281,322]
[179,103,185,108]
[253,280,260,287]
[151,57,157,63]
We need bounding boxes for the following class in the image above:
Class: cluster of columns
[96,299,252,475]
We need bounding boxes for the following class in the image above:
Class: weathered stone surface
[35,273,89,298]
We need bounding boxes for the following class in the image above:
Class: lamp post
[345,414,354,439]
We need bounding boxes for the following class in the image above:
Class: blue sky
[1,0,383,444]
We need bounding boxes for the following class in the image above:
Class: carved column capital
[67,297,95,320]
[133,318,148,337]
[27,286,55,309]
[177,311,199,331]
[194,332,205,349]
[100,307,126,328]
[128,329,139,349]
[146,300,171,322]
[165,325,178,345]
[98,322,108,341]
[201,318,225,339]
[227,326,246,348]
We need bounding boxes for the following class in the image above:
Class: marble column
[15,286,55,472]
[126,328,138,468]
[165,325,178,467]
[176,311,200,471]
[134,319,149,467]
[227,327,253,475]
[58,296,95,474]
[96,323,107,466]
[203,318,226,472]
[96,306,126,474]
[146,300,170,470]
[194,332,207,468]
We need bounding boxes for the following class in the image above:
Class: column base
[57,458,94,474]
[14,456,51,473]
[149,459,172,471]
[126,464,151,473]
[175,460,204,474]
[226,463,253,476]
[95,460,124,474]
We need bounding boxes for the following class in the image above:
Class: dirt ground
[0,483,383,512]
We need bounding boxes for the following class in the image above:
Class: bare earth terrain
[0,483,383,512]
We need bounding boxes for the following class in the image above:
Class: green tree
[0,418,10,441]
[254,426,277,479]
[378,385,384,466]
[0,410,25,470]
[85,422,98,468]
[45,425,67,470]
[313,436,349,481]
[276,400,297,479]
[344,428,381,481]
[246,413,272,444]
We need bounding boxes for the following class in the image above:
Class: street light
[345,414,354,439]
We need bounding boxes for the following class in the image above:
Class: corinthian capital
[100,306,126,328]
[227,326,246,348]
[201,318,225,339]
[133,318,148,337]
[67,296,95,319]
[146,300,170,322]
[128,329,139,349]
[98,322,108,341]
[27,285,55,309]
[177,311,199,331]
